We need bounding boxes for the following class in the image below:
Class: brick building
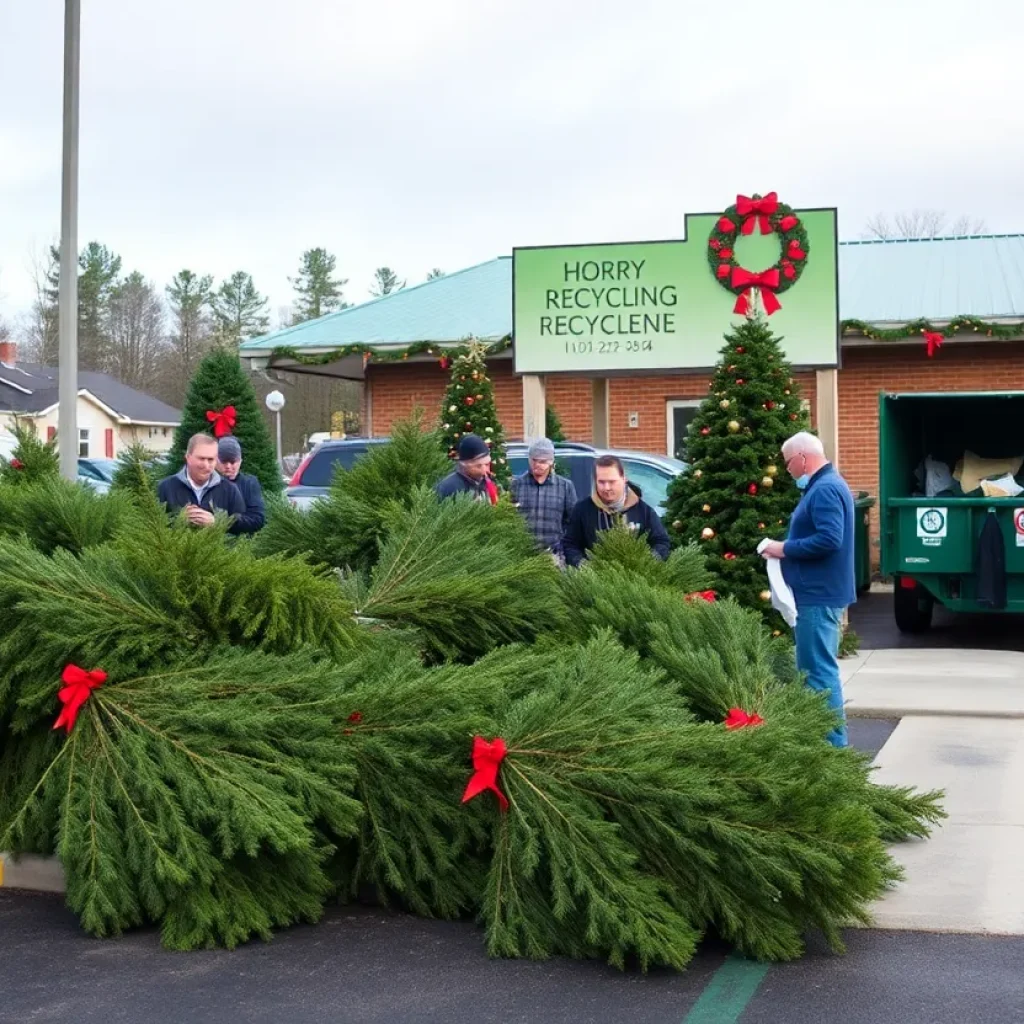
[241,235,1024,551]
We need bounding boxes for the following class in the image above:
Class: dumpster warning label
[917,507,947,546]
[1015,508,1024,547]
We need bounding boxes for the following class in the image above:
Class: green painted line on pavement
[683,954,770,1024]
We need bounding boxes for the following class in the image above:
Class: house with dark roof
[0,342,181,459]
[238,235,1024,509]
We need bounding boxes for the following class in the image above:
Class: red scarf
[484,477,498,506]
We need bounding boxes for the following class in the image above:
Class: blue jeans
[794,605,848,747]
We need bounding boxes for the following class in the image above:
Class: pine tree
[164,348,283,494]
[166,270,214,395]
[545,404,566,442]
[0,420,58,486]
[369,267,404,297]
[211,271,270,344]
[663,315,811,631]
[439,341,510,487]
[290,248,348,322]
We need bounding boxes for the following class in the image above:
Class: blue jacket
[781,464,856,609]
[562,484,670,567]
[157,468,246,532]
[230,472,266,534]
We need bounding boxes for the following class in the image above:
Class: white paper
[757,538,798,628]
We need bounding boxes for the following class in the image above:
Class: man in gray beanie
[510,437,577,562]
[215,435,266,534]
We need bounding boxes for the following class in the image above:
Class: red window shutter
[47,426,56,442]
[105,429,114,458]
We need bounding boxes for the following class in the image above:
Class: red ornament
[724,552,737,560]
[53,664,107,734]
[736,192,778,235]
[781,258,797,281]
[779,214,799,232]
[747,483,758,495]
[736,379,745,386]
[701,427,711,436]
[724,708,765,730]
[717,263,730,280]
[205,405,237,438]
[786,239,806,260]
[465,396,475,406]
[685,590,717,602]
[718,216,736,233]
[735,346,745,354]
[765,401,776,410]
[462,736,509,811]
[718,248,733,260]
[789,413,798,421]
[439,356,451,370]
[923,331,944,358]
[347,711,363,723]
[9,458,23,470]
[709,239,721,251]
[731,266,782,316]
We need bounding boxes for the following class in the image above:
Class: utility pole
[58,0,81,481]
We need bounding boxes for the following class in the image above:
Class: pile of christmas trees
[0,346,944,967]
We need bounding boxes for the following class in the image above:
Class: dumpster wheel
[894,580,934,633]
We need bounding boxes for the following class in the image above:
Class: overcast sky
[2,0,1021,333]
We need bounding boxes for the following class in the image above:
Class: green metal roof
[240,235,1024,354]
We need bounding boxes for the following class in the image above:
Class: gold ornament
[448,404,457,412]
[762,476,774,489]
[759,590,771,601]
[727,420,740,433]
[720,399,730,410]
[672,519,683,531]
[772,630,782,637]
[765,464,777,477]
[701,527,715,540]
[694,469,703,478]
[702,503,712,513]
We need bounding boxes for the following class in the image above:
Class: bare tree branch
[862,210,987,240]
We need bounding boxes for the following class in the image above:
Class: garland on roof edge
[268,317,1020,369]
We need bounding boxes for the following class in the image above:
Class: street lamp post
[265,390,286,471]
[57,0,81,481]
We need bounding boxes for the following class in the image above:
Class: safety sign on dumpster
[916,507,947,546]
[1015,508,1024,547]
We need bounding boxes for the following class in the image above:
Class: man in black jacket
[435,434,498,504]
[562,454,670,567]
[215,436,266,534]
[157,433,245,530]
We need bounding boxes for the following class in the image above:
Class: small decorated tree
[663,313,811,631]
[0,420,59,487]
[164,348,283,494]
[438,340,510,488]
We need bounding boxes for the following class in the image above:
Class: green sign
[513,208,838,375]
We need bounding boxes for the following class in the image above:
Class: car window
[300,445,370,488]
[622,460,675,513]
[78,462,103,481]
[561,454,595,498]
[507,456,528,479]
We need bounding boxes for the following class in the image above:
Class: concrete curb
[0,852,66,893]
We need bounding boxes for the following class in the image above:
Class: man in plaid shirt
[510,438,578,563]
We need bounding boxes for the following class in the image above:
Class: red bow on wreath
[53,664,107,734]
[205,405,237,438]
[736,192,778,235]
[923,331,944,358]
[731,267,782,316]
[462,736,509,811]
[724,707,765,730]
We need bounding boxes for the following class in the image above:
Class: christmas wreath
[707,192,810,316]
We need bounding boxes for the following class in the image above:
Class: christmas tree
[663,314,811,631]
[439,341,510,488]
[0,420,58,487]
[545,404,567,443]
[164,348,283,494]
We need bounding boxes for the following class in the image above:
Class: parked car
[285,438,686,515]
[77,457,119,494]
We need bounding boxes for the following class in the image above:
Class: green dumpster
[879,390,1024,633]
[854,492,875,595]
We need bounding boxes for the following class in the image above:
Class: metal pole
[275,410,283,471]
[57,0,81,481]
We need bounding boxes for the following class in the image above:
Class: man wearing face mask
[760,431,855,747]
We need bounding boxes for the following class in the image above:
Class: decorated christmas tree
[439,341,510,488]
[0,420,58,487]
[663,314,811,631]
[164,348,283,494]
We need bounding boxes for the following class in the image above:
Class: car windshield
[299,445,370,488]
[622,459,674,511]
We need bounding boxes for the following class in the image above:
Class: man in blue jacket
[215,436,266,534]
[562,455,670,567]
[157,433,245,530]
[760,431,855,747]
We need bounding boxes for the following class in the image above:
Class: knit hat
[528,437,555,461]
[217,436,242,462]
[457,434,490,461]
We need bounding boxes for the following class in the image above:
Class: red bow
[9,458,24,470]
[731,267,782,316]
[462,736,509,811]
[685,590,717,602]
[724,707,764,730]
[924,331,944,358]
[205,406,237,438]
[53,664,107,734]
[736,192,778,235]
